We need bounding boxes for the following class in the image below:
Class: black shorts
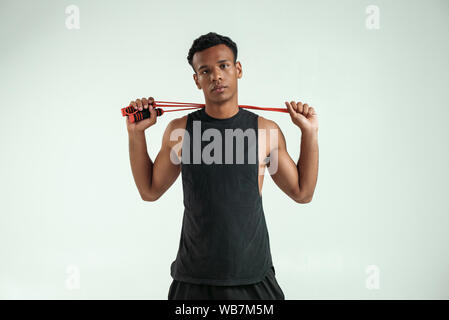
[168,266,285,300]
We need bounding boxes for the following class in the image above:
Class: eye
[201,64,229,74]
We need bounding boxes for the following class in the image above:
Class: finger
[130,101,137,109]
[149,107,157,124]
[142,97,148,109]
[149,96,155,107]
[309,107,316,115]
[303,103,309,116]
[285,101,296,117]
[290,101,297,112]
[136,99,143,111]
[295,101,303,113]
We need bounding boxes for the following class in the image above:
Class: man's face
[192,44,242,103]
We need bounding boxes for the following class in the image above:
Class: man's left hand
[285,100,319,133]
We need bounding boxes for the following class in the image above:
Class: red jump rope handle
[122,106,164,123]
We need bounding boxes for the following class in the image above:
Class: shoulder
[167,114,188,131]
[162,115,188,146]
[166,108,205,130]
[258,115,281,132]
[257,115,286,150]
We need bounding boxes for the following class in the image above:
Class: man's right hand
[126,96,158,133]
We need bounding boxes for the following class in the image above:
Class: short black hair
[187,32,238,73]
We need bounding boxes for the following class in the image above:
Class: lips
[212,86,226,92]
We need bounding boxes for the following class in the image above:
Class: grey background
[0,0,448,299]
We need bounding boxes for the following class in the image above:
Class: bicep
[267,123,301,202]
[149,121,182,199]
[150,145,181,198]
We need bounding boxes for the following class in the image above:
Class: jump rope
[121,100,289,123]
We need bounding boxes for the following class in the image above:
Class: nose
[210,67,223,81]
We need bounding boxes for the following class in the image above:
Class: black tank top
[170,107,274,286]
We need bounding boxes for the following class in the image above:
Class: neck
[204,95,239,119]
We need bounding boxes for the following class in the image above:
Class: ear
[193,73,201,90]
[236,61,242,79]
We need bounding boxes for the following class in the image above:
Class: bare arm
[126,97,183,202]
[295,130,319,202]
[128,130,154,200]
[128,119,183,201]
[266,104,319,203]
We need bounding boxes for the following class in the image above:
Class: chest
[176,128,270,167]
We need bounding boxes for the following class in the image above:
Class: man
[126,32,319,300]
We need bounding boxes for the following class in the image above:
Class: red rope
[160,106,202,112]
[121,100,289,119]
[153,101,289,114]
